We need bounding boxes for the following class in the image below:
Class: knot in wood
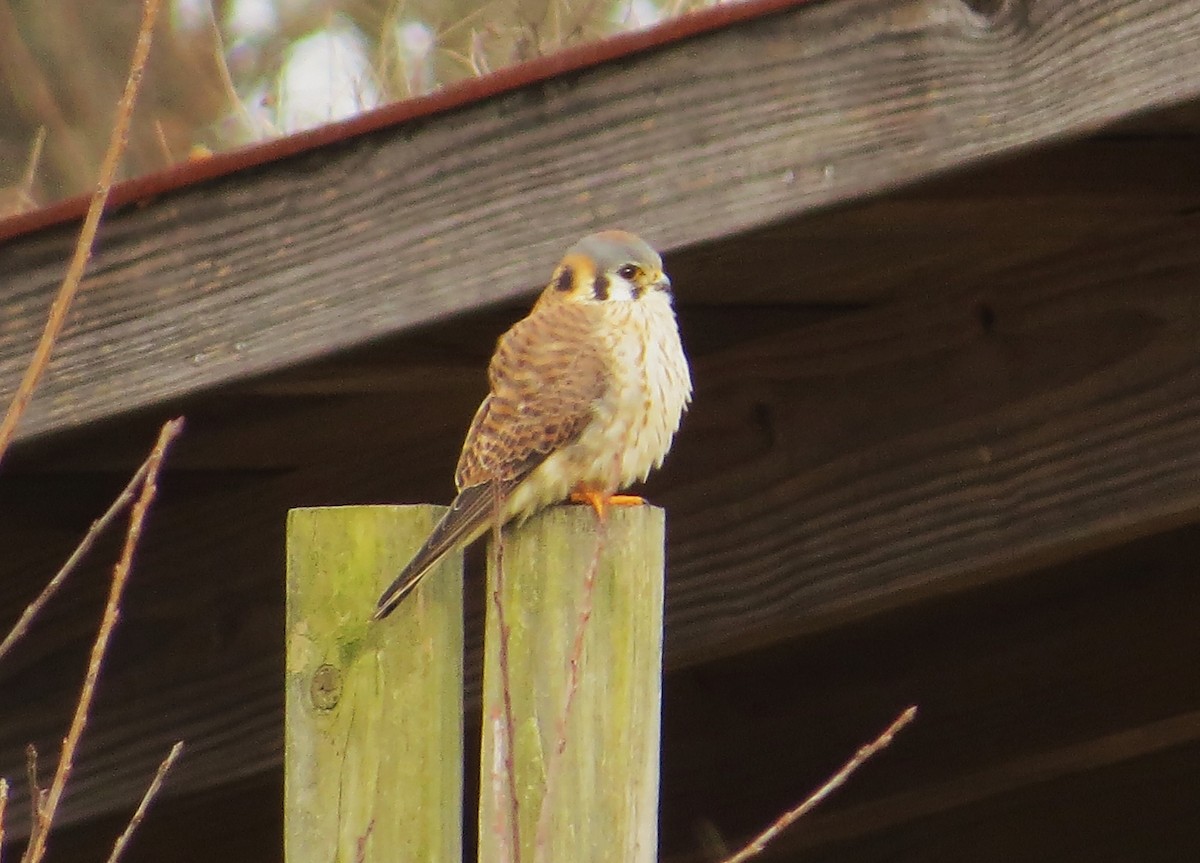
[963,0,1003,14]
[959,0,1025,28]
[309,663,342,711]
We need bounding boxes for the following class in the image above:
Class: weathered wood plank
[662,226,1200,662]
[762,711,1200,860]
[657,523,1200,856]
[285,506,463,863]
[14,135,1200,473]
[28,510,1200,863]
[479,506,665,863]
[5,124,1200,834]
[674,140,1200,304]
[3,0,1200,442]
[5,208,1200,834]
[792,742,1200,863]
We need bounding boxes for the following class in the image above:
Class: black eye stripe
[554,265,574,292]
[592,273,610,301]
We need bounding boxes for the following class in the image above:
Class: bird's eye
[616,264,640,280]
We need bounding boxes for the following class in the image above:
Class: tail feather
[373,481,513,619]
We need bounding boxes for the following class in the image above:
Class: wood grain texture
[4,221,1200,835]
[478,506,665,863]
[791,743,1200,863]
[662,221,1200,662]
[285,506,463,863]
[656,523,1200,858]
[2,0,1200,442]
[3,128,1200,836]
[674,140,1200,304]
[26,509,1200,863]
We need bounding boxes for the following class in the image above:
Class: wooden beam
[791,742,1200,863]
[285,506,463,863]
[654,522,1200,858]
[26,500,1200,863]
[673,140,1200,304]
[5,125,1200,836]
[759,710,1200,857]
[478,506,666,863]
[5,205,1200,833]
[658,232,1200,666]
[3,0,1200,442]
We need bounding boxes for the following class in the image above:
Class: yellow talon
[569,489,608,519]
[608,494,646,507]
[568,490,648,521]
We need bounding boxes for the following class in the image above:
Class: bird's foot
[569,489,609,520]
[568,489,646,521]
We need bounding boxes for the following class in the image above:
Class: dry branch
[22,747,42,858]
[0,5,89,195]
[0,0,162,466]
[103,740,184,863]
[487,708,516,863]
[721,706,919,863]
[0,777,9,863]
[20,416,183,863]
[480,505,664,863]
[0,127,46,216]
[532,517,607,863]
[489,480,521,863]
[0,458,152,663]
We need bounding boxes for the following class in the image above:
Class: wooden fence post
[285,505,463,863]
[478,504,666,863]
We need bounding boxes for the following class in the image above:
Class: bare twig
[721,706,919,863]
[153,119,174,165]
[490,479,520,863]
[467,30,492,76]
[20,127,46,194]
[0,5,91,193]
[103,740,184,863]
[0,777,8,863]
[434,0,511,43]
[204,1,268,138]
[0,0,163,467]
[21,417,184,863]
[0,458,152,664]
[352,816,375,863]
[4,127,49,214]
[487,708,516,863]
[23,747,42,856]
[563,0,606,44]
[557,522,606,745]
[533,517,607,861]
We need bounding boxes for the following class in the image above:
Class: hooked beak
[653,272,672,292]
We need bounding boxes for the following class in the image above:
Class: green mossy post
[285,505,463,863]
[479,504,666,863]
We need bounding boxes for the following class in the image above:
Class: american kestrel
[374,230,692,619]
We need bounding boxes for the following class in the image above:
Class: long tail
[373,481,513,619]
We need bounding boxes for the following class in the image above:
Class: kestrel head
[539,230,671,306]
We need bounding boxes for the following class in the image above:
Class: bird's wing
[455,301,609,488]
[374,303,608,619]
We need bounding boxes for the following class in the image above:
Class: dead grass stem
[490,479,521,863]
[20,416,183,863]
[0,0,163,466]
[103,740,184,863]
[721,706,919,863]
